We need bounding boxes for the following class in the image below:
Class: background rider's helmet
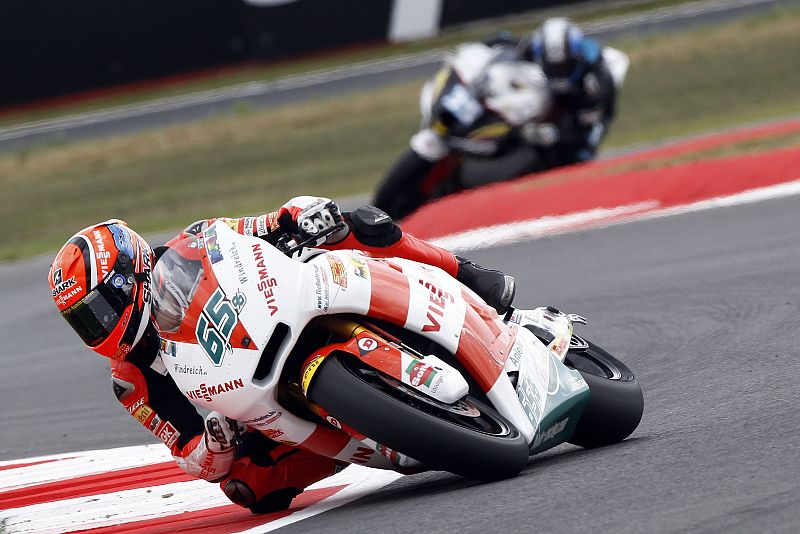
[49,220,153,360]
[529,17,587,94]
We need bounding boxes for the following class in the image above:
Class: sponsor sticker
[327,256,348,288]
[134,404,153,424]
[251,243,280,316]
[51,268,77,297]
[160,338,177,358]
[301,355,325,394]
[245,411,282,426]
[516,367,543,427]
[172,363,207,376]
[127,397,145,414]
[313,264,330,312]
[185,379,245,403]
[549,336,569,357]
[325,415,342,429]
[204,226,224,264]
[531,418,569,448]
[405,360,438,388]
[148,415,162,432]
[350,255,369,280]
[262,428,284,440]
[108,224,134,259]
[230,242,248,285]
[256,215,268,236]
[267,212,280,231]
[56,285,83,307]
[348,446,375,465]
[357,337,379,353]
[159,422,180,448]
[243,217,255,236]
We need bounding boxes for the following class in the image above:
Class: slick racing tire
[309,353,530,481]
[564,339,644,448]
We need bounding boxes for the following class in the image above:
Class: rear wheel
[308,353,530,481]
[564,338,644,448]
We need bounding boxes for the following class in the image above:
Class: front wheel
[564,338,644,448]
[308,353,530,481]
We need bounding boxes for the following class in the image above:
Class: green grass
[2,4,800,261]
[0,0,700,128]
[606,6,800,147]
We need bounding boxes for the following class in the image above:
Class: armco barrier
[0,0,582,108]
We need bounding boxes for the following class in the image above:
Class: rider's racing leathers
[111,196,514,514]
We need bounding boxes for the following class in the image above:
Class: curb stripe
[0,461,191,510]
[70,485,347,534]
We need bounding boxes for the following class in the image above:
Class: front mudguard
[300,321,468,405]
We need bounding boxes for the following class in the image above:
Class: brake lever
[280,221,348,257]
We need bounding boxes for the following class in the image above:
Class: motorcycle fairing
[159,223,399,469]
[420,42,551,156]
[504,310,591,451]
[161,223,576,454]
[345,255,547,442]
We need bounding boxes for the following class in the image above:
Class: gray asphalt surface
[1,0,796,153]
[2,192,799,532]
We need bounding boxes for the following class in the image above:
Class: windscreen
[151,236,204,333]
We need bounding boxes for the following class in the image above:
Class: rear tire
[309,353,530,481]
[564,339,644,448]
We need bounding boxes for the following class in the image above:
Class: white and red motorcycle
[153,219,643,480]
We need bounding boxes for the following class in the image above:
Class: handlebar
[276,221,348,257]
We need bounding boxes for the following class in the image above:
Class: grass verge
[2,4,800,261]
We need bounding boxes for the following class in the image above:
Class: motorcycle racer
[374,17,620,220]
[48,196,515,514]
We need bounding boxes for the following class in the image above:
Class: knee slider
[223,479,257,508]
[349,206,402,247]
[223,480,301,514]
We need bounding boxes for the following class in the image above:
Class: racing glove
[275,196,349,246]
[521,122,559,146]
[205,411,246,453]
[173,412,244,481]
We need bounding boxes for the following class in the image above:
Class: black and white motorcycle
[374,41,629,219]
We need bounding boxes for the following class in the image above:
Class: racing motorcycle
[373,41,629,220]
[153,217,643,481]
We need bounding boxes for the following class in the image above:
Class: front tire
[309,353,530,481]
[565,339,644,448]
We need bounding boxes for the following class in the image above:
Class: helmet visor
[60,272,134,347]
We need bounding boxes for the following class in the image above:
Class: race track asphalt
[2,191,799,532]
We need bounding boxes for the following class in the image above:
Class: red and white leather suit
[110,196,462,513]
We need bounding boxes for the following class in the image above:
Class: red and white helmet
[49,220,153,360]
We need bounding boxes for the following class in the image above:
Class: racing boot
[456,256,515,315]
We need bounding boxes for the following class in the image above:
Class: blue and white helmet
[529,18,594,93]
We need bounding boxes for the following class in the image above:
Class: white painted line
[3,479,224,534]
[0,444,172,491]
[432,202,658,251]
[433,179,800,251]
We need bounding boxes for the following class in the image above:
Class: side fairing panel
[164,223,322,436]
